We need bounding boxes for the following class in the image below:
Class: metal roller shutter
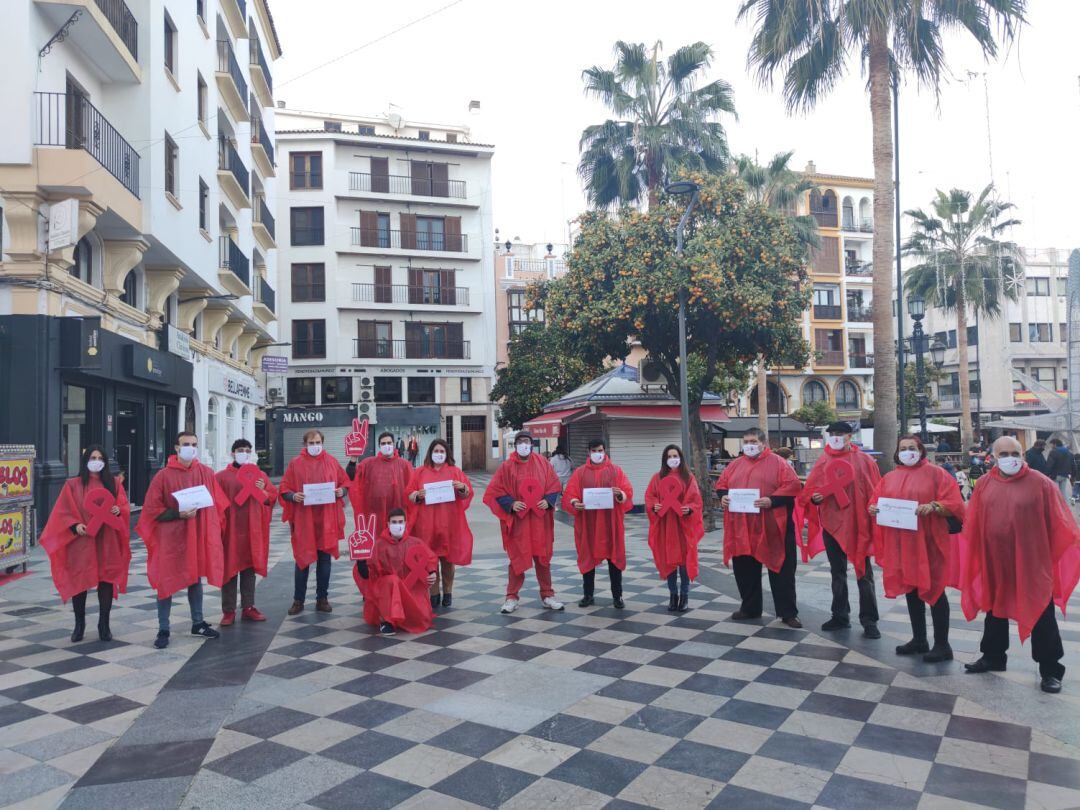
[282,426,354,469]
[607,419,681,506]
[565,420,605,470]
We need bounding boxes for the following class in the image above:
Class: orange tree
[545,171,811,507]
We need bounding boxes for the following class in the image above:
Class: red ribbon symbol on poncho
[348,513,376,560]
[345,418,369,458]
[234,465,265,506]
[517,477,545,517]
[817,460,855,507]
[402,545,431,588]
[658,476,684,516]
[83,489,124,536]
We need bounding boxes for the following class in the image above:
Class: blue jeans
[294,551,332,602]
[157,582,204,632]
[666,566,690,598]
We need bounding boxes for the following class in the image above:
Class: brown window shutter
[400,213,417,249]
[374,266,392,303]
[447,321,464,358]
[404,322,422,358]
[407,267,422,304]
[444,216,462,252]
[359,210,378,247]
[410,161,430,195]
[441,270,456,305]
[357,320,375,356]
[431,163,449,197]
[370,157,389,192]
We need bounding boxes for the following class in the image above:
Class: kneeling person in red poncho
[354,508,437,635]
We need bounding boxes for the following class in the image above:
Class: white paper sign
[172,485,214,512]
[876,498,919,531]
[303,482,337,506]
[424,479,456,505]
[728,488,761,514]
[583,487,614,510]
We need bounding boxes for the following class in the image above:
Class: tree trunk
[688,401,715,531]
[955,286,974,449]
[756,357,768,434]
[868,29,897,471]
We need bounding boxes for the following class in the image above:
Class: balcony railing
[352,283,470,306]
[256,276,275,313]
[350,228,469,253]
[353,338,471,360]
[94,0,138,59]
[219,236,250,288]
[859,217,873,232]
[216,40,248,104]
[250,36,272,95]
[849,353,874,368]
[348,172,467,199]
[34,92,140,198]
[811,210,838,228]
[813,304,842,320]
[218,137,249,197]
[254,197,275,239]
[817,350,845,366]
[845,260,873,277]
[251,114,275,167]
[846,305,873,322]
[505,257,568,279]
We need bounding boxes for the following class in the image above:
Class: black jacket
[1047,446,1072,478]
[1025,447,1050,475]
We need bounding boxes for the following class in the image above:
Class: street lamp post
[666,181,700,464]
[906,295,945,444]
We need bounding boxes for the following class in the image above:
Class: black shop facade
[0,315,193,518]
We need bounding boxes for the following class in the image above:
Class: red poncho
[960,464,1080,641]
[483,453,562,575]
[797,446,881,576]
[716,449,803,573]
[645,472,705,580]
[39,476,132,603]
[405,464,473,565]
[870,460,964,604]
[216,464,278,581]
[349,453,412,537]
[562,459,634,574]
[280,451,349,569]
[136,458,229,600]
[353,530,438,633]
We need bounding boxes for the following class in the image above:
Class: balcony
[816,350,845,367]
[350,228,469,254]
[253,275,275,322]
[845,260,873,278]
[813,304,842,320]
[218,236,250,295]
[354,338,471,360]
[249,36,273,107]
[217,138,250,209]
[252,197,276,250]
[348,172,467,199]
[849,353,874,369]
[846,304,873,323]
[219,0,247,40]
[35,0,139,81]
[250,113,275,178]
[811,210,838,229]
[352,283,470,307]
[215,40,250,123]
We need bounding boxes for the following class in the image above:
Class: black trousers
[583,561,622,599]
[905,591,950,646]
[980,602,1065,679]
[732,520,798,620]
[823,531,879,625]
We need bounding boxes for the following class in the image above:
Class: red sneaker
[242,606,267,622]
[220,611,236,627]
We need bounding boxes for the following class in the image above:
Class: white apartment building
[0,0,281,512]
[271,108,497,472]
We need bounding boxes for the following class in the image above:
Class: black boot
[924,594,953,662]
[97,583,114,642]
[71,591,87,642]
[897,592,928,655]
[609,563,624,609]
[430,593,441,610]
[580,570,595,607]
[676,594,689,613]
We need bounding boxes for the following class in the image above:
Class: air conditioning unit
[357,400,377,424]
[638,358,667,392]
[357,376,376,423]
[268,387,282,401]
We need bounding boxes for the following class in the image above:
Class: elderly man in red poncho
[960,435,1080,694]
[798,421,882,639]
[484,431,564,614]
[136,431,229,650]
[563,439,633,609]
[716,428,804,627]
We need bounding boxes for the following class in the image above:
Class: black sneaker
[821,617,851,632]
[379,622,396,636]
[612,597,625,610]
[192,621,220,639]
[862,623,882,640]
[441,593,452,608]
[578,596,595,608]
[154,631,170,649]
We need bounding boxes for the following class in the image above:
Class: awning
[522,408,587,438]
[598,404,729,421]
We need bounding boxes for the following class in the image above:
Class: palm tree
[904,185,1022,449]
[738,0,1026,467]
[579,41,736,210]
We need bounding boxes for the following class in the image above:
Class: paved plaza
[1,477,1079,809]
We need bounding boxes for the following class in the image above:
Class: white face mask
[388,522,406,538]
[379,443,394,457]
[516,443,532,457]
[666,456,681,469]
[307,444,323,457]
[87,459,105,473]
[431,451,447,464]
[590,451,605,465]
[234,452,251,465]
[898,450,921,467]
[742,443,762,457]
[997,456,1023,475]
[177,446,198,462]
[826,435,847,451]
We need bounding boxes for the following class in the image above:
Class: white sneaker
[542,597,565,611]
[500,599,519,614]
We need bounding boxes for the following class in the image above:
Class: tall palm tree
[579,41,736,210]
[904,185,1022,449]
[738,0,1026,467]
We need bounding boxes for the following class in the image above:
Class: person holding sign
[280,429,349,615]
[406,439,473,610]
[215,439,277,626]
[483,431,564,614]
[354,508,438,634]
[137,432,228,649]
[562,440,633,608]
[349,431,412,540]
[716,429,803,627]
[869,436,964,662]
[645,445,704,612]
[40,445,131,643]
[958,436,1080,694]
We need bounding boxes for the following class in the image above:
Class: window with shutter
[400,213,418,249]
[370,157,389,193]
[444,216,462,252]
[447,322,464,358]
[431,163,449,197]
[410,162,430,196]
[408,268,423,305]
[374,266,392,303]
[359,211,378,247]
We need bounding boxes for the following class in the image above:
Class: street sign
[261,355,288,373]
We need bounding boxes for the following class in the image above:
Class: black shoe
[431,594,441,610]
[863,623,882,640]
[923,644,953,663]
[578,596,595,608]
[730,610,761,621]
[1041,676,1063,694]
[71,619,85,643]
[781,617,803,629]
[821,617,851,632]
[964,657,1006,674]
[896,639,929,655]
[676,595,689,613]
[441,593,452,608]
[379,622,396,636]
[154,631,170,649]
[191,621,220,639]
[667,594,678,612]
[613,597,625,610]
[97,621,113,643]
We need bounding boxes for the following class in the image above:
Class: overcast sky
[272,0,1079,252]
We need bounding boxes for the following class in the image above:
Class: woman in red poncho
[645,445,704,613]
[869,436,964,662]
[353,508,438,635]
[349,431,413,546]
[406,438,472,610]
[280,429,349,616]
[39,445,131,643]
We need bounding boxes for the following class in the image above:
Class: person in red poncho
[959,435,1080,694]
[483,431,564,614]
[353,508,438,635]
[136,431,229,650]
[798,421,882,639]
[215,438,277,626]
[869,436,964,663]
[39,445,131,643]
[349,430,412,553]
[716,429,803,627]
[563,440,633,609]
[406,438,472,610]
[645,445,704,613]
[280,429,349,616]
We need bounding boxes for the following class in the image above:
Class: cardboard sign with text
[0,458,33,502]
[345,418,369,458]
[348,513,376,560]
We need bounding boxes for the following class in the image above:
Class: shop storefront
[266,404,360,475]
[197,361,261,471]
